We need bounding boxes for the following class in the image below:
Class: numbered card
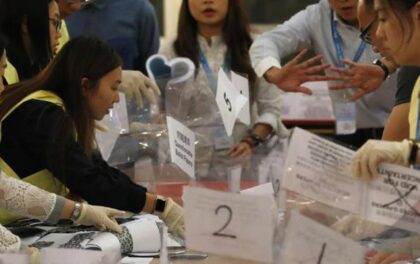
[283,128,363,214]
[183,186,276,263]
[362,163,420,234]
[167,116,196,179]
[279,211,367,264]
[231,71,250,126]
[0,254,29,264]
[216,69,248,136]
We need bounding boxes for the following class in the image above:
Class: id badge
[334,102,356,135]
[213,126,234,150]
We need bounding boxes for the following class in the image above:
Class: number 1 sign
[183,186,276,263]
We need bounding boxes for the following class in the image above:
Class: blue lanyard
[197,46,230,94]
[330,10,366,68]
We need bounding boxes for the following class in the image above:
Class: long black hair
[0,0,54,80]
[173,0,256,85]
[0,35,122,178]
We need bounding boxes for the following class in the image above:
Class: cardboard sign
[167,116,195,179]
[279,211,367,264]
[183,186,275,263]
[216,69,248,136]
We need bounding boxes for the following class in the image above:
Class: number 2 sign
[183,186,276,263]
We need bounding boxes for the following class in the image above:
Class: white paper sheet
[167,116,196,178]
[231,71,250,126]
[216,69,248,136]
[96,92,128,161]
[86,220,161,253]
[183,186,275,263]
[279,211,367,264]
[283,127,362,214]
[362,163,420,234]
[281,81,335,121]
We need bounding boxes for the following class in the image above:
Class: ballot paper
[86,220,161,254]
[361,163,420,234]
[216,69,248,136]
[183,186,276,263]
[281,81,335,121]
[28,216,165,256]
[279,211,366,264]
[283,127,420,234]
[283,127,362,214]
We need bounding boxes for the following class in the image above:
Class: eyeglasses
[49,18,62,33]
[359,17,377,45]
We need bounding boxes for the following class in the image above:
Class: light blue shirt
[250,0,397,129]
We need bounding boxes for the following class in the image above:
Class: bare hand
[329,60,385,100]
[228,142,252,159]
[264,49,333,95]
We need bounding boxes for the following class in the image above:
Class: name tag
[183,186,276,263]
[334,101,356,135]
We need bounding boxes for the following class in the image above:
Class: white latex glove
[159,198,184,238]
[352,139,411,182]
[331,214,387,240]
[27,247,40,264]
[120,70,161,109]
[74,204,125,233]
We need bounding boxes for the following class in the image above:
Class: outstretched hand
[329,59,385,100]
[264,49,335,95]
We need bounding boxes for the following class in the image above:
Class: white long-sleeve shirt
[250,0,397,129]
[160,35,288,142]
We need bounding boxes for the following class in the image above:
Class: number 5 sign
[216,69,248,136]
[183,186,276,263]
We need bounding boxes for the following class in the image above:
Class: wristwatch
[408,140,419,166]
[154,198,166,213]
[373,59,390,80]
[71,202,83,221]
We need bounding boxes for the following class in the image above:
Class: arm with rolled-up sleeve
[250,8,314,77]
[253,77,288,136]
